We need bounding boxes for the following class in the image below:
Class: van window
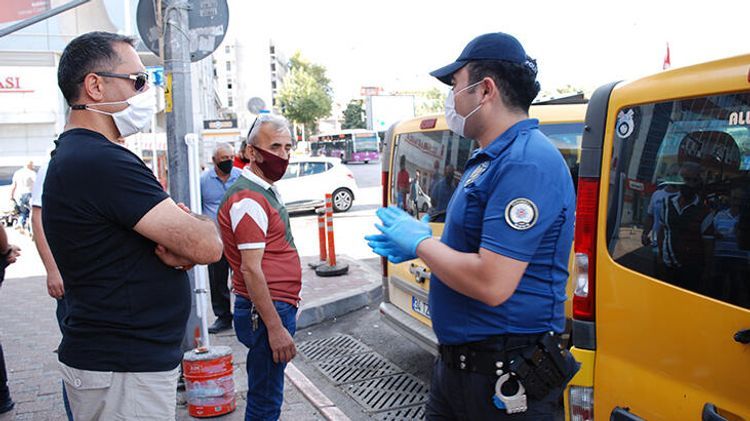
[539,122,584,186]
[391,130,475,222]
[606,93,750,308]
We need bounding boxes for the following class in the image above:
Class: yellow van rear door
[594,62,750,420]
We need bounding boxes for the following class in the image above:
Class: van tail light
[381,170,389,277]
[420,118,437,129]
[381,171,389,208]
[569,386,594,421]
[573,177,600,321]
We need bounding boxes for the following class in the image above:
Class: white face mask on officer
[445,80,483,137]
[75,90,156,138]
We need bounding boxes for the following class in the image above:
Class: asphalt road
[288,161,382,261]
[344,160,382,189]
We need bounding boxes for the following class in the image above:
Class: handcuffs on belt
[492,332,580,414]
[492,363,528,414]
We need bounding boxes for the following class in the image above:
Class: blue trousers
[15,193,31,229]
[234,295,297,421]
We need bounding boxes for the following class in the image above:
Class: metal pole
[122,0,132,35]
[151,87,159,175]
[162,0,201,351]
[185,134,210,349]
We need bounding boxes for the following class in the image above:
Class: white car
[413,188,432,213]
[275,157,359,213]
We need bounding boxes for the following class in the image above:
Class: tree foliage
[416,87,446,116]
[341,99,365,129]
[278,51,333,131]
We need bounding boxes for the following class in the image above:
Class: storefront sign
[0,76,33,93]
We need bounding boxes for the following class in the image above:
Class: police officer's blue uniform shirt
[430,119,576,345]
[200,166,241,221]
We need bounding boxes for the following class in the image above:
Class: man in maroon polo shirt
[217,113,300,420]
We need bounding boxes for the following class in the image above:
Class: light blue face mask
[444,80,483,137]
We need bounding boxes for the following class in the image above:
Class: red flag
[663,43,671,70]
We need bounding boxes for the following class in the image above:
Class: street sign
[146,66,164,87]
[247,97,266,114]
[136,0,229,62]
[203,119,237,130]
[164,72,173,113]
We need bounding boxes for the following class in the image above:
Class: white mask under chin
[78,90,156,138]
[444,80,483,137]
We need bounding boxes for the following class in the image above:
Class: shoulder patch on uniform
[464,161,490,187]
[504,198,538,230]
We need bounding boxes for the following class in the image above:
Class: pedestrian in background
[429,164,456,216]
[234,138,251,169]
[367,32,578,419]
[9,161,36,232]
[218,114,301,420]
[45,31,223,420]
[410,169,424,216]
[201,142,242,334]
[0,225,21,414]
[396,156,409,210]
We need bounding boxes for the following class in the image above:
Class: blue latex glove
[365,233,414,264]
[366,206,432,261]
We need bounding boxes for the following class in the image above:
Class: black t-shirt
[43,128,190,372]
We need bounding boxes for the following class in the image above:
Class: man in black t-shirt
[44,31,223,420]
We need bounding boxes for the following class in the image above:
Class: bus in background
[309,129,380,163]
[379,98,587,355]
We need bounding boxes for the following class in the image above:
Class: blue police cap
[430,32,528,85]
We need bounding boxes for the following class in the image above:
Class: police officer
[367,32,577,419]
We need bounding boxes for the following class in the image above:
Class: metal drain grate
[343,373,429,413]
[298,334,371,362]
[373,404,426,421]
[316,352,401,385]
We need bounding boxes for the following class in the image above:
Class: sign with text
[0,66,58,124]
[203,119,237,130]
[0,0,50,24]
[0,75,32,93]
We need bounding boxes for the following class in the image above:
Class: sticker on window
[616,109,635,139]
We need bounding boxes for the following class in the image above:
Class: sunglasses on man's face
[94,71,149,92]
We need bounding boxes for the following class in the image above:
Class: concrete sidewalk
[0,229,382,420]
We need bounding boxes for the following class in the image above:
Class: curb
[296,255,383,330]
[285,363,350,421]
[296,282,382,330]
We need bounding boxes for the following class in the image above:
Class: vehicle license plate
[411,296,431,319]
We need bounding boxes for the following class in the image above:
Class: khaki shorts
[59,361,179,421]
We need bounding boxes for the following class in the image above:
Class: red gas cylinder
[182,345,236,417]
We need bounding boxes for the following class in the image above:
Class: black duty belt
[438,334,543,377]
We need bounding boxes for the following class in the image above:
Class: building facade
[0,0,223,183]
[212,37,288,133]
